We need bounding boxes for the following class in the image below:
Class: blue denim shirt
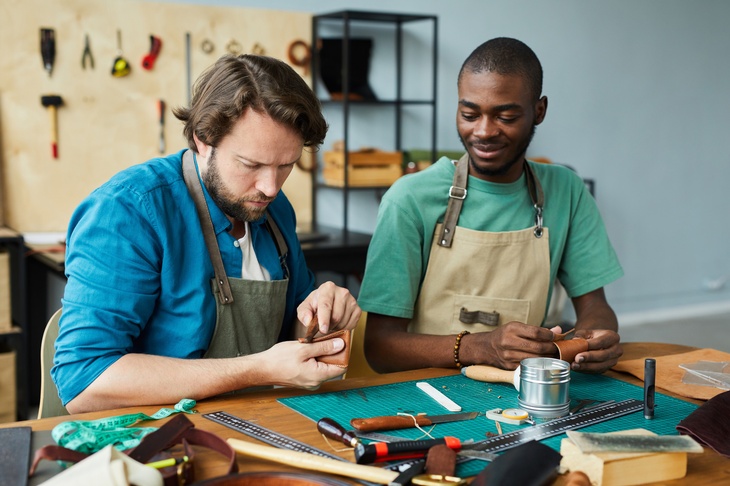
[52,150,315,405]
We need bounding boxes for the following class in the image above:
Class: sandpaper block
[0,426,31,486]
[566,430,703,454]
[560,429,691,486]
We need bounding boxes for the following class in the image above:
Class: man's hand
[297,281,361,335]
[461,321,558,370]
[260,338,348,388]
[570,287,623,373]
[571,329,622,373]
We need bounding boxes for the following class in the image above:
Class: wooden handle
[227,438,398,484]
[461,365,518,388]
[317,417,359,447]
[350,415,432,432]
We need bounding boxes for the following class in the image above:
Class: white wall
[152,0,730,322]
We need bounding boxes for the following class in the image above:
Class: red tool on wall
[142,35,163,70]
[40,95,63,159]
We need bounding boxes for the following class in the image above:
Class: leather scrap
[677,389,730,457]
[425,444,457,477]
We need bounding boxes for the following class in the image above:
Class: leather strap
[437,156,468,248]
[183,149,235,305]
[459,307,499,326]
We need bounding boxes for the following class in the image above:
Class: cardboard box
[323,149,403,187]
[0,350,16,423]
[0,251,11,331]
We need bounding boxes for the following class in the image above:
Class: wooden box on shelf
[0,350,15,423]
[323,149,403,187]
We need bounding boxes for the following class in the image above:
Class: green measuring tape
[52,398,197,454]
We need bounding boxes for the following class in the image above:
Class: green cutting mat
[278,373,697,477]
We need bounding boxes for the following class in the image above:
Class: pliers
[82,34,94,69]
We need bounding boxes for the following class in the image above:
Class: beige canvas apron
[182,150,289,358]
[410,154,551,335]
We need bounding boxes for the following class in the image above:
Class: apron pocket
[451,294,531,333]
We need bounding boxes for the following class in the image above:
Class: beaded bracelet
[453,330,470,369]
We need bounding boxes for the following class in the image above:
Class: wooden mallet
[40,94,63,158]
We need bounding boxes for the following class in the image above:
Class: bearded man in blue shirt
[53,55,360,413]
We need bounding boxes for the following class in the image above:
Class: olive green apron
[182,150,289,358]
[410,153,551,335]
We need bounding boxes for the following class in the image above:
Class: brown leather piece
[299,329,352,368]
[425,444,457,477]
[554,338,588,364]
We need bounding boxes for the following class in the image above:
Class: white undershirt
[234,221,270,281]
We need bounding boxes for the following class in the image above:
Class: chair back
[38,308,69,419]
[344,311,377,379]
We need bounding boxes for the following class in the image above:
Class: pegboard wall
[0,0,314,232]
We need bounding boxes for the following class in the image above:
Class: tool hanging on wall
[158,99,166,154]
[40,28,56,77]
[81,34,94,70]
[142,35,163,70]
[111,29,131,77]
[40,95,63,159]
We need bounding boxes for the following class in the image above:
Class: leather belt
[30,414,237,486]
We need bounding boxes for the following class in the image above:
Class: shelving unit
[0,227,28,421]
[311,10,438,233]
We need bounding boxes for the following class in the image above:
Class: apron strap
[264,215,290,279]
[437,154,469,248]
[524,162,545,238]
[182,150,235,305]
[438,155,546,246]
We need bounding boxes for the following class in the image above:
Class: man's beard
[460,124,536,178]
[202,148,273,222]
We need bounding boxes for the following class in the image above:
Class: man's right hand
[460,321,558,370]
[259,338,348,389]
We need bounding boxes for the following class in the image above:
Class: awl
[351,411,479,432]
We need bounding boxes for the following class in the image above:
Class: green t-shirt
[358,157,624,322]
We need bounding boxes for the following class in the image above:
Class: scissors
[82,34,94,69]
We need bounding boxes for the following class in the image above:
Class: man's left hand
[297,281,361,335]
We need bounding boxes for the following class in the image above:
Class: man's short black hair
[458,37,543,101]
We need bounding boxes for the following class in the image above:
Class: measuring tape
[471,399,644,453]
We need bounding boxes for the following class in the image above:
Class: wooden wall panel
[0,0,313,232]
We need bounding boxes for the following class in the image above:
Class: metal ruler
[203,411,345,462]
[471,399,644,453]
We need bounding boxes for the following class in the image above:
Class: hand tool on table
[111,29,131,77]
[81,34,94,69]
[142,35,163,70]
[40,28,56,76]
[40,95,63,159]
[157,99,166,154]
[461,365,519,389]
[350,411,479,432]
[319,418,497,465]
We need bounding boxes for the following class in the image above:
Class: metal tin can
[517,357,571,418]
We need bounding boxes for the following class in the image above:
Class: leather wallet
[299,329,352,368]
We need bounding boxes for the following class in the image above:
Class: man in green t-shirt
[358,37,624,374]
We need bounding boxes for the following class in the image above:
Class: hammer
[41,95,63,158]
